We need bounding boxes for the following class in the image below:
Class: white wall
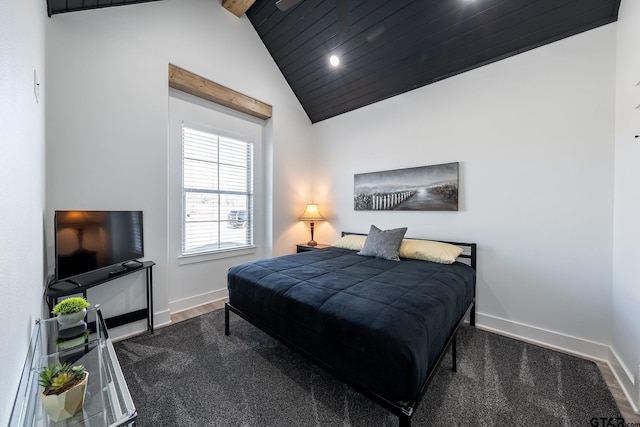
[312,25,617,359]
[0,0,47,423]
[45,0,312,336]
[612,0,640,412]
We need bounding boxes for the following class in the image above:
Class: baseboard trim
[608,347,639,414]
[109,308,171,341]
[477,312,639,414]
[169,288,228,315]
[153,308,172,329]
[476,312,610,361]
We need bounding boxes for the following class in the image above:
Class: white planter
[41,372,88,422]
[56,309,87,327]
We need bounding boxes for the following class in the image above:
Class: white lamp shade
[299,203,324,221]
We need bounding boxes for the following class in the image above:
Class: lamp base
[307,240,318,246]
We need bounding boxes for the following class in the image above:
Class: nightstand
[296,243,330,253]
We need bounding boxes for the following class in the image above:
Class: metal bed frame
[225,235,477,426]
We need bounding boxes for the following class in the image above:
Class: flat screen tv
[54,210,144,282]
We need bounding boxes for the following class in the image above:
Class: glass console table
[9,306,136,427]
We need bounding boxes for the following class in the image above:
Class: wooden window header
[168,64,272,120]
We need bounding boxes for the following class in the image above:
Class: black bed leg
[398,415,411,427]
[470,302,476,326]
[224,303,230,336]
[452,334,457,372]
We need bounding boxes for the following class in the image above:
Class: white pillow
[399,239,463,264]
[331,234,367,251]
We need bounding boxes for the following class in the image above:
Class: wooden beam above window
[222,0,256,18]
[168,64,272,120]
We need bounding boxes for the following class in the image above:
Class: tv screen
[55,210,144,282]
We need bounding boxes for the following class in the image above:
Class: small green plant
[39,363,87,395]
[52,297,90,316]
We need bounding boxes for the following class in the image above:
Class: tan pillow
[332,234,367,251]
[399,239,463,264]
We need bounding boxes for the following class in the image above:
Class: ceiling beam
[222,0,256,18]
[168,64,272,120]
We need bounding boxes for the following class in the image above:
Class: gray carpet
[114,309,622,426]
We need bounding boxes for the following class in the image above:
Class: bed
[225,230,476,426]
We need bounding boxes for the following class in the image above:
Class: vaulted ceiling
[246,0,620,123]
[47,0,621,123]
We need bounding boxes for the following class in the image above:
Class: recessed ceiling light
[329,55,340,67]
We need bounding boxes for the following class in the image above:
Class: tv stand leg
[147,267,154,334]
[225,304,230,336]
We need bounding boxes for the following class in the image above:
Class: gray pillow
[358,225,407,261]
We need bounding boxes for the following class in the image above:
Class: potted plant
[39,363,88,422]
[52,297,90,327]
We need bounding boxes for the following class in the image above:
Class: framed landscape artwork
[354,162,459,211]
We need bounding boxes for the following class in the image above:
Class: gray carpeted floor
[114,309,622,426]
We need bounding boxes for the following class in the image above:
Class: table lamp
[299,203,324,246]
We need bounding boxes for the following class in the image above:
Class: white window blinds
[182,125,253,255]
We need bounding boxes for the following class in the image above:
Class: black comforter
[227,246,475,404]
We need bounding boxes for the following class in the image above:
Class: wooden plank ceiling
[46,0,162,16]
[46,0,620,123]
[246,0,620,123]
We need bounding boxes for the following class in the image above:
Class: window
[182,124,253,255]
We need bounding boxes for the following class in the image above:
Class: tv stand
[46,260,155,333]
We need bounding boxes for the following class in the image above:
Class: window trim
[181,122,255,257]
[177,245,257,265]
[168,86,266,267]
[169,64,272,120]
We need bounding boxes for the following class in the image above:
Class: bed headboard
[341,231,477,269]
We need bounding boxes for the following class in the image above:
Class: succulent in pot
[39,363,89,422]
[52,297,90,326]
